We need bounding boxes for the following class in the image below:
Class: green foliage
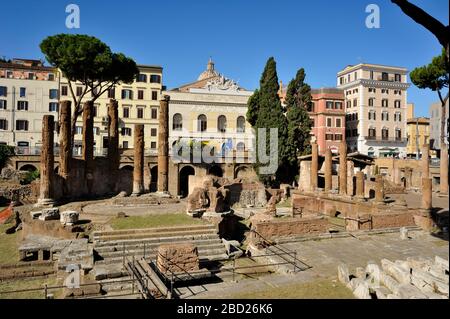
[20,170,40,185]
[0,145,15,169]
[410,49,449,92]
[285,68,313,168]
[248,57,289,186]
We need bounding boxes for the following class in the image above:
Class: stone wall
[156,244,200,274]
[252,216,329,240]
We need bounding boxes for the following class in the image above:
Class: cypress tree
[247,57,289,186]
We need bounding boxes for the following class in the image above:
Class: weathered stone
[157,95,170,193]
[435,256,449,272]
[355,171,364,198]
[186,187,208,213]
[396,283,428,299]
[355,267,366,279]
[339,142,347,195]
[381,259,411,284]
[338,263,350,285]
[412,268,449,295]
[400,227,409,240]
[107,99,120,191]
[156,243,200,274]
[30,211,42,220]
[387,294,400,299]
[311,142,318,191]
[440,144,448,194]
[132,124,145,196]
[38,115,55,206]
[117,212,127,218]
[60,211,79,226]
[38,208,60,221]
[366,263,382,283]
[372,286,391,299]
[375,175,384,203]
[381,273,400,294]
[347,277,364,291]
[82,101,95,194]
[324,148,332,192]
[59,101,72,195]
[353,281,371,299]
[421,177,432,210]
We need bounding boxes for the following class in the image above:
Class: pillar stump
[37,115,55,207]
[107,99,120,192]
[339,142,347,196]
[422,177,432,211]
[310,142,318,192]
[356,171,365,199]
[375,175,385,203]
[82,101,94,195]
[59,101,71,196]
[132,124,145,196]
[422,144,430,179]
[324,148,332,192]
[157,95,170,195]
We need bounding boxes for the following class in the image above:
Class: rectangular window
[381,72,389,81]
[121,128,132,136]
[0,86,7,97]
[76,87,83,96]
[123,141,129,149]
[138,90,144,100]
[49,102,59,112]
[17,101,28,110]
[394,100,401,108]
[325,134,334,141]
[28,73,35,80]
[48,73,55,81]
[151,141,157,149]
[0,100,6,109]
[335,102,342,109]
[123,107,130,118]
[368,128,376,137]
[353,99,357,107]
[382,129,389,140]
[75,126,83,135]
[326,101,333,109]
[336,118,342,128]
[368,98,374,107]
[326,118,332,127]
[0,119,7,130]
[137,74,147,83]
[370,71,374,80]
[121,89,133,100]
[335,134,343,141]
[20,87,26,97]
[152,91,158,101]
[61,85,68,96]
[150,75,161,83]
[151,108,158,119]
[49,89,58,99]
[346,101,351,109]
[137,108,144,119]
[395,74,401,82]
[16,120,29,131]
[108,88,116,99]
[151,128,157,137]
[93,105,98,117]
[382,99,388,107]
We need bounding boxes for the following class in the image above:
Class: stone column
[393,159,401,185]
[440,145,448,195]
[422,177,432,211]
[107,99,120,192]
[310,142,318,192]
[59,101,71,195]
[375,174,384,203]
[422,144,430,179]
[37,115,55,206]
[356,171,365,199]
[324,148,332,192]
[82,101,94,194]
[347,161,355,196]
[405,167,413,189]
[157,95,170,194]
[339,142,347,195]
[132,124,145,196]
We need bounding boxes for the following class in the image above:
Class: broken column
[356,171,365,199]
[339,142,347,196]
[310,142,318,192]
[375,174,384,203]
[107,99,120,192]
[422,178,432,211]
[82,101,94,194]
[157,95,170,194]
[440,145,448,195]
[132,124,145,196]
[324,148,332,192]
[59,100,71,196]
[37,115,55,206]
[422,144,430,179]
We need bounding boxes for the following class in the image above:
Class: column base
[35,199,56,208]
[155,191,172,198]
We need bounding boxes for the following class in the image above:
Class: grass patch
[227,278,354,299]
[0,276,61,299]
[110,213,207,230]
[327,216,346,227]
[0,224,19,265]
[276,200,292,208]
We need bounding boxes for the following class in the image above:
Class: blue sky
[1,0,448,116]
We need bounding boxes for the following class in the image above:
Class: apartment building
[0,59,58,154]
[429,100,449,150]
[309,88,346,155]
[337,63,410,158]
[58,65,163,155]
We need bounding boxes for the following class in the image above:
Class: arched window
[218,115,227,133]
[236,142,246,151]
[236,116,245,133]
[198,114,207,132]
[173,113,182,131]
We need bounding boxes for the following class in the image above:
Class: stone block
[412,269,448,296]
[435,256,449,272]
[157,243,200,274]
[38,208,60,221]
[337,264,350,285]
[396,284,428,299]
[381,273,400,294]
[355,267,366,279]
[366,263,382,283]
[60,211,79,226]
[347,277,364,291]
[400,227,409,240]
[353,281,371,299]
[372,286,391,299]
[381,259,411,284]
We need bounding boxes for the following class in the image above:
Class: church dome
[197,57,220,81]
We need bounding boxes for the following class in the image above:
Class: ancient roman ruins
[0,96,448,299]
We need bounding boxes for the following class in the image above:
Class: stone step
[94,238,223,253]
[94,229,218,242]
[94,234,221,248]
[97,244,227,260]
[93,224,216,237]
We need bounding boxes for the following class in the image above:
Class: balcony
[364,136,407,143]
